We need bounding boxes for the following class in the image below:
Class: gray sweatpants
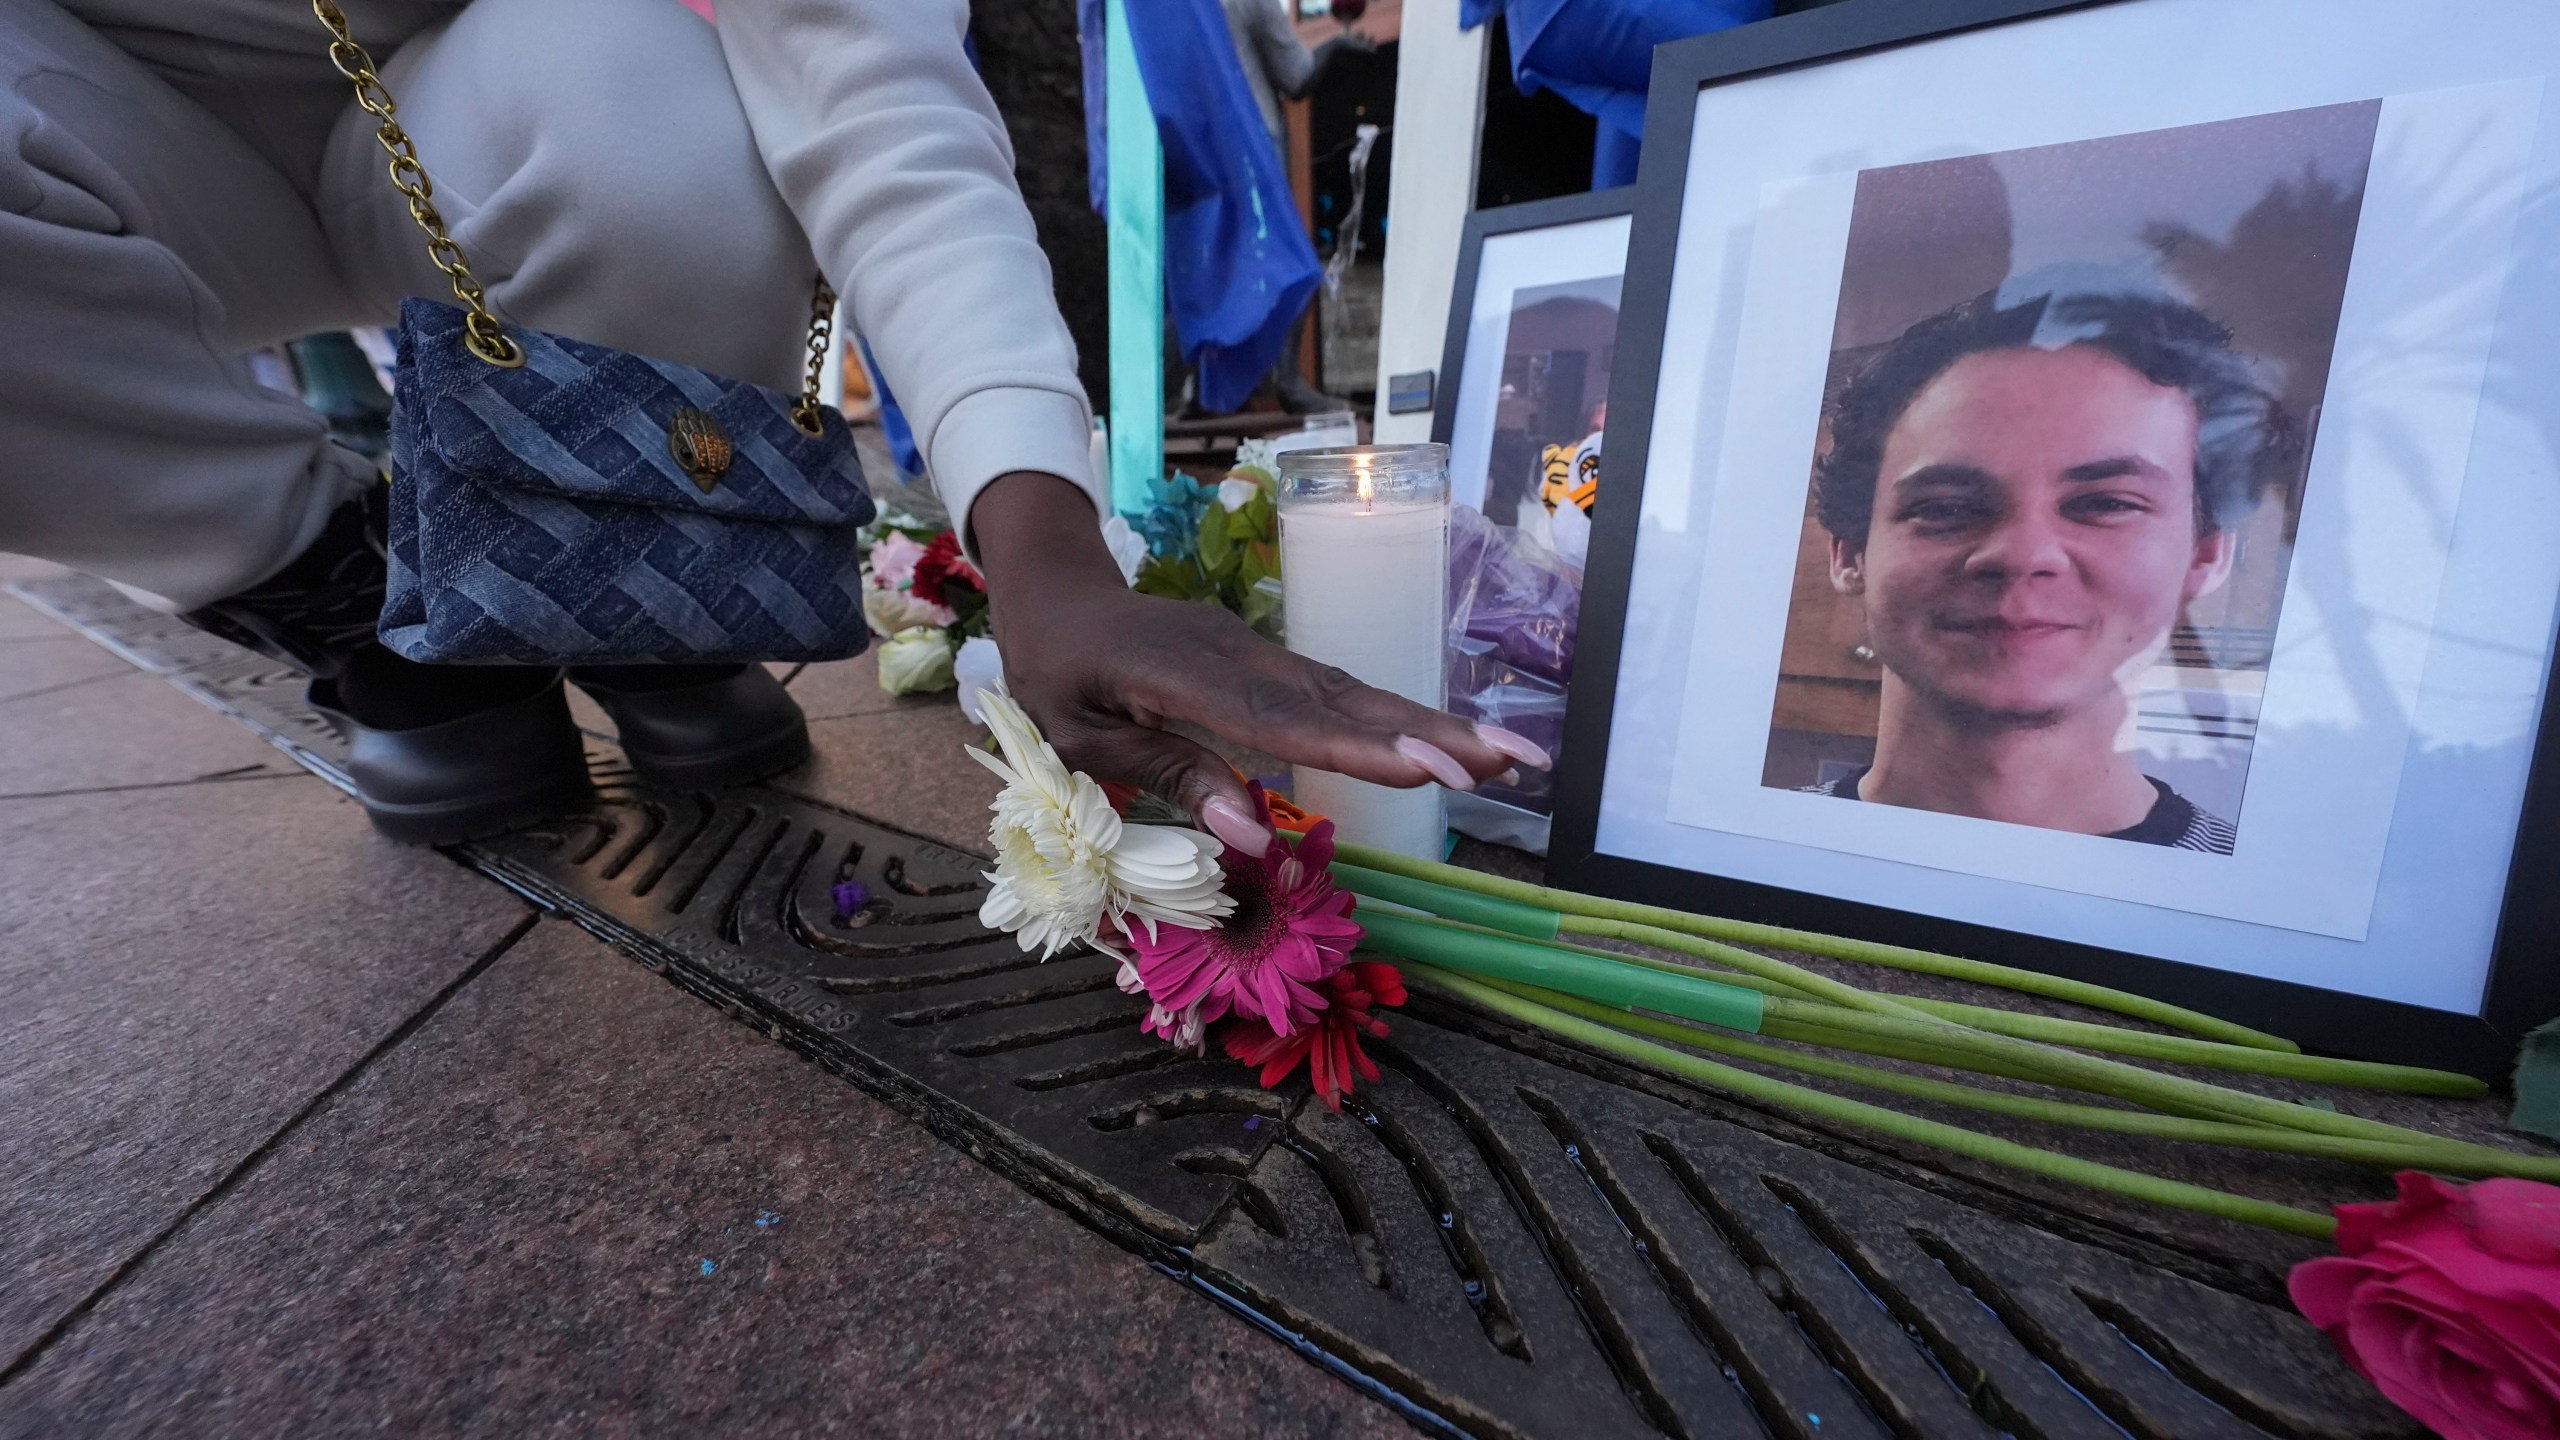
[0,0,818,610]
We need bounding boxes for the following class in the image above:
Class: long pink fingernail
[1395,736,1477,791]
[1474,723,1552,770]
[1201,796,1273,855]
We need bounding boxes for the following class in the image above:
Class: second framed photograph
[1552,0,2560,1075]
[1431,189,1635,848]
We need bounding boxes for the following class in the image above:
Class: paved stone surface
[5,557,2523,1437]
[0,776,532,1373]
[782,650,943,723]
[778,702,998,853]
[0,592,67,640]
[0,921,1411,1440]
[0,634,140,705]
[0,667,299,799]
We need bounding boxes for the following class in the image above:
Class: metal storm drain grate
[12,572,2415,1440]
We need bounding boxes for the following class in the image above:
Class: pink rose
[2289,1172,2560,1440]
[868,531,928,588]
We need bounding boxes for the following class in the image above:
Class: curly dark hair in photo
[1813,285,2300,548]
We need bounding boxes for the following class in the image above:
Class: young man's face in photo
[1832,344,2234,730]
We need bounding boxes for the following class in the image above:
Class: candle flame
[1354,454,1374,506]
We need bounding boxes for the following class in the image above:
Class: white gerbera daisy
[968,686,1233,958]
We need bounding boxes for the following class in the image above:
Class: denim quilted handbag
[317,0,873,666]
[379,298,874,665]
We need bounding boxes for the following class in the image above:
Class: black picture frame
[1546,0,2560,1079]
[1430,185,1638,452]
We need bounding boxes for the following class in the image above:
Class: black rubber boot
[569,663,811,789]
[310,670,595,845]
[179,487,593,843]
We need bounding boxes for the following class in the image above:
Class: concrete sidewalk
[0,556,1407,1438]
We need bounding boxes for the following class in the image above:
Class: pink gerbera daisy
[1123,788,1362,1036]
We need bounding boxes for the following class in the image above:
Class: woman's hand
[970,470,1549,854]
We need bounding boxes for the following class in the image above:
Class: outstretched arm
[972,472,1543,854]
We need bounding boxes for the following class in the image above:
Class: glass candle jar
[1276,443,1452,858]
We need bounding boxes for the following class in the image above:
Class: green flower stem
[1771,993,2480,1094]
[1332,862,1561,938]
[1391,920,2213,1096]
[1403,963,2337,1238]
[1353,904,2463,1139]
[1431,917,2478,1095]
[1561,913,2512,1149]
[1744,994,2560,1180]
[1755,1016,2252,1122]
[1363,914,2222,1106]
[1321,836,2297,1051]
[1480,976,2545,1178]
[1356,910,1764,1033]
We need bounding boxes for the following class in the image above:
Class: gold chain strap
[793,280,837,436]
[312,0,518,367]
[309,0,837,423]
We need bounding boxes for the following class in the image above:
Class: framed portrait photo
[1430,189,1635,848]
[1551,0,2560,1075]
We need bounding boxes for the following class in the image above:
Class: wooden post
[1104,0,1166,515]
[1286,95,1320,388]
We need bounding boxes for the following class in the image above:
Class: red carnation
[1222,961,1407,1111]
[909,531,985,608]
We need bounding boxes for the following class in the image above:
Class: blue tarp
[1080,0,1321,414]
[856,334,922,479]
[1461,0,1771,187]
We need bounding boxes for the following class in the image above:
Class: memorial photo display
[1552,0,2560,1074]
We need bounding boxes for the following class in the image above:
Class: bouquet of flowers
[861,520,989,696]
[1126,461,1285,639]
[969,684,1402,1108]
[862,508,1148,701]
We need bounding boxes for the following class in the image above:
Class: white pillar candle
[1277,444,1452,859]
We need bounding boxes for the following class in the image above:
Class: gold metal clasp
[668,408,733,491]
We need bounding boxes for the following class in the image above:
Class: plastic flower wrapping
[1445,504,1582,815]
[968,688,1402,1108]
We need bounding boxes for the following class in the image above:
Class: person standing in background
[1216,0,1370,413]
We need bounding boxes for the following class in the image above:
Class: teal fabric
[1078,0,1317,413]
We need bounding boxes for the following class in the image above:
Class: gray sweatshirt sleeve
[711,0,1103,551]
[1238,0,1318,101]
